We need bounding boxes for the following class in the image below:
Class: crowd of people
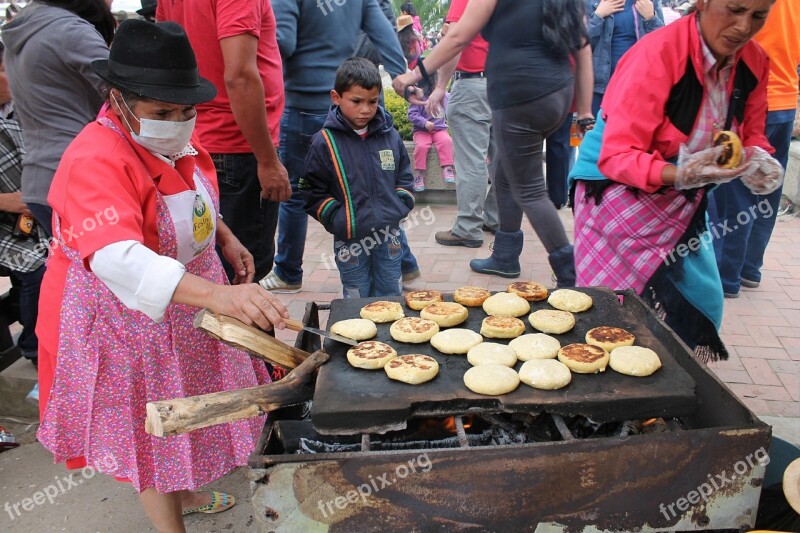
[0,0,797,531]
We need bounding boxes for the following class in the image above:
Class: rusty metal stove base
[251,425,768,532]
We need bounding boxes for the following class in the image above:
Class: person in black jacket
[301,58,415,297]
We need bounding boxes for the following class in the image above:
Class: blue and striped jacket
[301,105,415,242]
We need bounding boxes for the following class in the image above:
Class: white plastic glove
[674,144,743,190]
[739,146,784,195]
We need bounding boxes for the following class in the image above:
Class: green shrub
[384,89,413,141]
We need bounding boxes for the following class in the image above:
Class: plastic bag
[674,144,742,190]
[740,146,784,195]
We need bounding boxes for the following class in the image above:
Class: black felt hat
[136,0,157,18]
[91,19,216,105]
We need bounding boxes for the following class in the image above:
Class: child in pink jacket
[407,92,455,192]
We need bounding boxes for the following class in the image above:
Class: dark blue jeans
[274,107,329,285]
[334,229,403,298]
[274,106,419,284]
[712,109,796,293]
[10,264,44,358]
[212,153,279,282]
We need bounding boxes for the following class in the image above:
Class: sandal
[182,490,236,516]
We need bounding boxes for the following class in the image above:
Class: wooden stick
[145,349,329,437]
[193,309,308,370]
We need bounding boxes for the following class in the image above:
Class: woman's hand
[595,0,626,18]
[576,113,596,134]
[216,219,254,284]
[209,283,289,331]
[425,87,446,118]
[392,71,427,105]
[740,146,784,195]
[634,0,655,21]
[673,145,742,189]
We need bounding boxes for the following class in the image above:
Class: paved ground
[275,202,800,425]
[1,201,798,532]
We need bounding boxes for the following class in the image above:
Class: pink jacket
[598,13,772,193]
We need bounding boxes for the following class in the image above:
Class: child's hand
[425,121,435,132]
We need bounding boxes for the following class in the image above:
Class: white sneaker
[26,383,38,404]
[258,269,302,293]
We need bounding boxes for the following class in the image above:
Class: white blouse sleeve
[89,240,186,323]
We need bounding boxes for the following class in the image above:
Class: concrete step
[783,139,800,205]
[402,140,456,203]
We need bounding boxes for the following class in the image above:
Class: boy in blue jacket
[301,58,415,298]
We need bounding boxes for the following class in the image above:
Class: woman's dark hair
[397,25,420,66]
[542,0,588,57]
[334,57,382,95]
[400,2,416,16]
[39,0,115,45]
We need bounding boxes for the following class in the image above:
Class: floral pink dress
[37,117,269,493]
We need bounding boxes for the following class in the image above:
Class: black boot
[469,230,523,278]
[548,244,575,287]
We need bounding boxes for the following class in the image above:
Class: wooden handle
[283,317,304,332]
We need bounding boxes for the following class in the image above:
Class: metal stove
[249,289,771,532]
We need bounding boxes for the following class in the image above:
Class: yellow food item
[712,130,743,169]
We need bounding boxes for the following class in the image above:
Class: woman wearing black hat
[34,20,289,530]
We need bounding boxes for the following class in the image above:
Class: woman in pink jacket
[569,0,780,361]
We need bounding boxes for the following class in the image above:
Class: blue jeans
[274,106,419,284]
[9,264,44,358]
[274,107,329,285]
[334,229,403,298]
[712,109,796,293]
[211,153,279,282]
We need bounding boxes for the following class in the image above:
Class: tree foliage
[392,0,450,34]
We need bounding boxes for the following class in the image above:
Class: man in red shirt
[158,0,290,282]
[426,0,498,248]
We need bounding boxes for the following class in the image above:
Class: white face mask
[113,92,196,157]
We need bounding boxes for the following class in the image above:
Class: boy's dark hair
[334,57,382,95]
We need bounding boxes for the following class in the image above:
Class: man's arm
[219,34,291,202]
[362,0,406,78]
[272,0,299,59]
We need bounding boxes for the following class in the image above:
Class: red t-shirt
[446,0,489,73]
[157,0,284,153]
